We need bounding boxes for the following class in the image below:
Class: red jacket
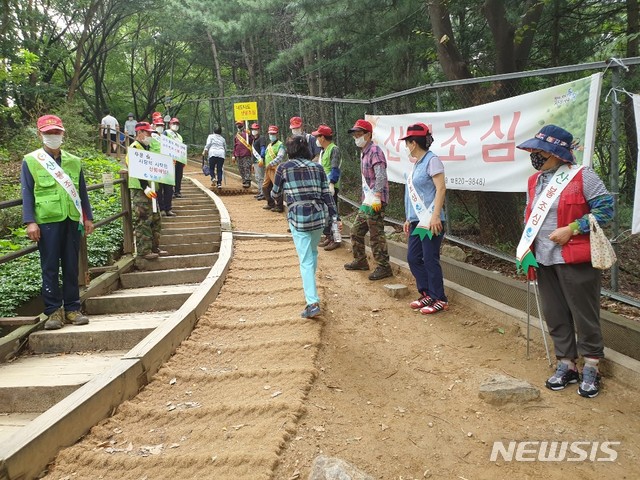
[233,131,252,158]
[525,169,591,264]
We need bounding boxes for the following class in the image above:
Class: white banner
[127,147,175,186]
[633,94,640,235]
[367,73,603,192]
[160,135,188,164]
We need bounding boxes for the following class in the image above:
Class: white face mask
[354,136,367,148]
[156,126,164,134]
[251,130,259,136]
[140,136,151,146]
[170,124,179,132]
[269,135,277,142]
[291,128,302,135]
[315,139,322,148]
[42,134,64,149]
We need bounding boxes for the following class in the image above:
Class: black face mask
[530,151,547,170]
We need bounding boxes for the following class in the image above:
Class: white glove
[144,186,157,199]
[329,183,335,195]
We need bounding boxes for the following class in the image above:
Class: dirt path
[45,167,640,480]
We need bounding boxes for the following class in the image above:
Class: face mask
[156,126,164,134]
[140,136,151,146]
[42,134,63,149]
[530,151,547,170]
[315,139,322,148]
[291,128,302,135]
[269,135,277,142]
[354,136,367,148]
[170,125,179,132]
[251,130,259,136]
[405,142,418,162]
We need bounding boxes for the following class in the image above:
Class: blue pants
[290,224,322,305]
[407,221,447,302]
[174,162,185,194]
[209,156,224,185]
[157,183,174,212]
[37,218,82,315]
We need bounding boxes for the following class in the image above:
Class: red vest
[525,169,591,264]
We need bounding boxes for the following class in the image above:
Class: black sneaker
[578,365,601,398]
[344,259,369,271]
[545,362,580,391]
[368,265,393,281]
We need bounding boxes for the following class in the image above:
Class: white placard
[127,147,175,186]
[102,173,114,195]
[160,135,187,164]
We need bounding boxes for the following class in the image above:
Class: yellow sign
[233,102,258,122]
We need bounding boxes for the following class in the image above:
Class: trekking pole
[526,279,531,359]
[532,279,552,366]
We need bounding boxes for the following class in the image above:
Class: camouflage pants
[131,189,162,255]
[350,206,389,268]
[237,156,252,184]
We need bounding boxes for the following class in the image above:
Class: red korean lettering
[440,121,470,161]
[531,213,541,226]
[480,112,521,162]
[383,126,405,162]
[546,186,557,198]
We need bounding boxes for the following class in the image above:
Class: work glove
[144,186,157,199]
[371,196,382,213]
[329,183,335,195]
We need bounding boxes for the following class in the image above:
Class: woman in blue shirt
[402,123,448,314]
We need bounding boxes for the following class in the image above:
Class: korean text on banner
[160,135,188,164]
[632,94,640,235]
[234,102,258,122]
[127,147,175,186]
[368,73,602,193]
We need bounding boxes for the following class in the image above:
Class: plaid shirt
[361,141,389,204]
[272,158,337,232]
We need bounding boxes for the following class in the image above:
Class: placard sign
[234,102,258,122]
[127,147,175,186]
[160,135,188,164]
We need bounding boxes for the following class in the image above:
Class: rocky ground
[44,167,640,480]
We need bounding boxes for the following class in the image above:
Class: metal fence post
[610,66,621,291]
[120,171,134,255]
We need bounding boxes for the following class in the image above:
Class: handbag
[202,155,210,176]
[588,214,617,270]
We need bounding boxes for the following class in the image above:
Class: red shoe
[410,293,433,309]
[420,300,449,315]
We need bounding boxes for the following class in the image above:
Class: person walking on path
[401,123,449,315]
[126,121,165,261]
[312,124,342,251]
[123,113,136,139]
[516,124,614,398]
[262,125,286,213]
[165,117,185,198]
[344,119,392,281]
[232,121,253,188]
[21,114,95,330]
[251,123,267,199]
[100,109,119,154]
[271,135,337,319]
[203,126,226,189]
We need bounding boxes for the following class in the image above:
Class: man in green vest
[125,122,165,262]
[313,124,342,250]
[21,115,95,330]
[261,125,286,212]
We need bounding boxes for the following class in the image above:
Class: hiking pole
[526,279,531,359]
[532,279,552,366]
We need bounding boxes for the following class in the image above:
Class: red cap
[37,115,65,132]
[399,123,430,140]
[251,123,260,129]
[153,117,164,125]
[169,117,179,124]
[268,125,279,134]
[289,116,303,129]
[235,121,244,127]
[152,111,162,118]
[135,122,154,133]
[348,119,372,133]
[312,124,332,137]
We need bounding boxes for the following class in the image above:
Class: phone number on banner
[445,176,486,187]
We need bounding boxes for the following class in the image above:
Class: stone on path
[384,284,409,298]
[309,455,375,480]
[478,374,540,405]
[441,245,467,262]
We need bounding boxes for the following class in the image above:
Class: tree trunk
[67,0,100,101]
[206,30,226,132]
[240,39,256,90]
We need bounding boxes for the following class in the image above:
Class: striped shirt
[361,142,389,204]
[271,158,337,232]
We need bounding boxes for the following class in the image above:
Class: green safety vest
[265,140,283,166]
[126,140,145,189]
[321,143,340,189]
[24,149,82,224]
[166,130,183,143]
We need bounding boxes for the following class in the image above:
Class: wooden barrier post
[120,171,134,254]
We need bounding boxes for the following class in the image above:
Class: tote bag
[202,155,210,176]
[589,214,617,270]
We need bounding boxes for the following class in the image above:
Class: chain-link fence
[176,57,640,308]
